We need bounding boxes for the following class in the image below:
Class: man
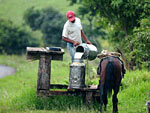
[62,10,91,62]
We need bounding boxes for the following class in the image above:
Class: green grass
[0,0,80,46]
[0,0,79,25]
[0,54,150,113]
[0,53,99,113]
[118,70,150,113]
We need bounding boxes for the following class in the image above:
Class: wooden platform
[26,47,100,102]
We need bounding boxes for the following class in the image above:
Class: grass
[0,52,99,113]
[0,0,79,25]
[0,0,81,46]
[0,53,150,113]
[0,0,149,112]
[118,70,150,113]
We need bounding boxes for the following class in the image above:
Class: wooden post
[85,92,93,107]
[37,54,51,90]
[147,101,150,113]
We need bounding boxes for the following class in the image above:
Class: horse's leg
[100,95,103,113]
[112,86,119,113]
[103,91,108,111]
[100,85,104,113]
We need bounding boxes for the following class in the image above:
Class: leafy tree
[0,19,39,54]
[70,0,150,36]
[24,7,66,47]
[69,0,150,69]
[130,18,150,69]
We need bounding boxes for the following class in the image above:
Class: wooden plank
[26,47,64,60]
[37,55,51,90]
[27,47,47,52]
[37,89,100,97]
[49,84,99,90]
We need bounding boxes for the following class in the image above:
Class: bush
[0,19,40,54]
[24,7,66,47]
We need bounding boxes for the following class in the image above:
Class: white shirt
[62,17,83,44]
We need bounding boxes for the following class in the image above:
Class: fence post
[37,54,51,90]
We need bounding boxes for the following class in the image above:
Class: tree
[0,19,39,54]
[24,7,66,47]
[70,0,150,36]
[130,18,150,69]
[69,0,150,69]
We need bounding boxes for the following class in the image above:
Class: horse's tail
[105,61,114,95]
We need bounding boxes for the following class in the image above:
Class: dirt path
[0,64,16,78]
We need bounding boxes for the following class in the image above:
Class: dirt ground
[0,64,16,78]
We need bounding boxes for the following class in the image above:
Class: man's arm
[62,36,80,46]
[81,30,91,44]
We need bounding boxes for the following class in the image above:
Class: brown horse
[97,56,125,113]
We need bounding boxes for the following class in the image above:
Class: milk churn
[69,62,86,89]
[69,43,98,89]
[76,43,98,60]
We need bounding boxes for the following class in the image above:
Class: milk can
[69,62,86,89]
[68,43,98,89]
[75,43,98,61]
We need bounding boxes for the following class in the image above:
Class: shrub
[24,7,66,47]
[0,19,40,54]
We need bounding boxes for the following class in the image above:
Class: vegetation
[0,0,150,113]
[0,55,149,113]
[0,0,80,54]
[69,0,150,69]
[131,18,150,69]
[0,0,79,25]
[0,18,39,54]
[24,7,66,47]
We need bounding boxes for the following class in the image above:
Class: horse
[97,56,125,113]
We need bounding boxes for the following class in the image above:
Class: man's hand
[73,41,80,46]
[86,40,92,44]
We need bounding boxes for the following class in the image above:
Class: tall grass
[0,54,150,113]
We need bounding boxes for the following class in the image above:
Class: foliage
[70,0,150,34]
[0,0,79,25]
[79,0,150,43]
[130,18,150,69]
[24,7,66,47]
[69,0,150,69]
[0,19,39,55]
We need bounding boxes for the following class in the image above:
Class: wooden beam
[37,88,100,97]
[37,55,51,90]
[26,47,64,60]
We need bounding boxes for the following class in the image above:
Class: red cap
[66,11,75,22]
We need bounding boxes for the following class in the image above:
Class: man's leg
[67,43,76,62]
